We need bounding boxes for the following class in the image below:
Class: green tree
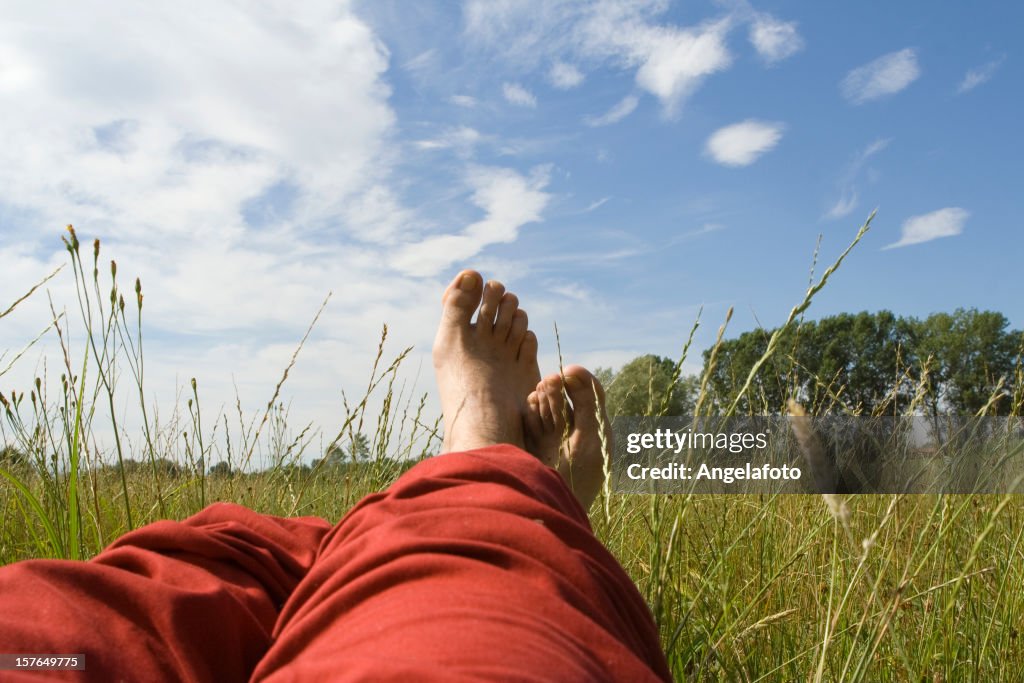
[702,328,793,414]
[599,355,698,417]
[915,309,1019,415]
[152,458,181,477]
[795,311,916,414]
[324,432,371,464]
[209,460,233,477]
[0,445,29,470]
[701,309,1019,416]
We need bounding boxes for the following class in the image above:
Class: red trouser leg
[0,503,330,682]
[253,445,671,682]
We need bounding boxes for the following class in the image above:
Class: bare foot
[525,365,612,510]
[433,270,542,453]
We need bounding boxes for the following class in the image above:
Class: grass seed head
[62,224,80,253]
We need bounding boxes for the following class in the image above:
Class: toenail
[459,273,478,291]
[564,375,583,389]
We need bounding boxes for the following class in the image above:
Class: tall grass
[3,221,1024,681]
[1,227,438,559]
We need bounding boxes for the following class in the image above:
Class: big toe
[562,365,608,435]
[440,270,484,328]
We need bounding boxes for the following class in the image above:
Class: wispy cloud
[503,82,537,107]
[585,95,639,127]
[0,0,398,288]
[705,120,784,167]
[861,138,892,159]
[548,61,584,89]
[666,223,724,246]
[624,18,733,116]
[390,166,551,276]
[414,126,483,154]
[450,94,478,108]
[548,281,592,303]
[824,138,891,219]
[530,247,642,267]
[341,184,416,246]
[402,49,437,74]
[748,15,803,65]
[841,48,920,104]
[0,1,559,452]
[462,2,800,116]
[825,192,858,220]
[957,57,1005,94]
[884,208,968,249]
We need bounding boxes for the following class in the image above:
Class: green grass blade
[67,343,89,561]
[0,467,65,558]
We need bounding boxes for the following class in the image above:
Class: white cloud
[664,223,724,246]
[502,82,537,107]
[686,223,724,238]
[463,2,751,115]
[463,0,580,65]
[861,137,891,159]
[824,138,892,220]
[0,2,402,246]
[749,15,803,65]
[825,192,858,219]
[0,43,37,91]
[390,166,551,277]
[884,208,968,249]
[549,61,584,89]
[626,20,733,115]
[402,49,437,73]
[341,184,416,245]
[0,1,459,456]
[451,94,478,107]
[841,48,920,104]
[548,282,592,303]
[414,126,483,154]
[957,57,1005,94]
[705,120,784,167]
[585,95,639,126]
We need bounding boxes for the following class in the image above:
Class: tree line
[596,308,1022,417]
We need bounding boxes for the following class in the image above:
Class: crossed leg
[252,271,668,681]
[0,270,669,682]
[0,503,330,681]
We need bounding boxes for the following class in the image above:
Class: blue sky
[1,0,1021,449]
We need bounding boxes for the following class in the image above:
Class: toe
[561,365,607,431]
[493,292,519,341]
[517,329,537,364]
[525,391,546,435]
[542,374,569,433]
[476,280,505,334]
[536,380,554,429]
[508,309,528,347]
[440,270,483,327]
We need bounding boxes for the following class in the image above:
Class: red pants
[0,446,670,681]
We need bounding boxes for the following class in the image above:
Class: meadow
[2,223,1023,682]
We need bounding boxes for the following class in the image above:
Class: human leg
[253,271,669,682]
[0,503,329,682]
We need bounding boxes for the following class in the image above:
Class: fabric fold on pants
[255,445,670,682]
[0,503,330,681]
[0,445,670,682]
